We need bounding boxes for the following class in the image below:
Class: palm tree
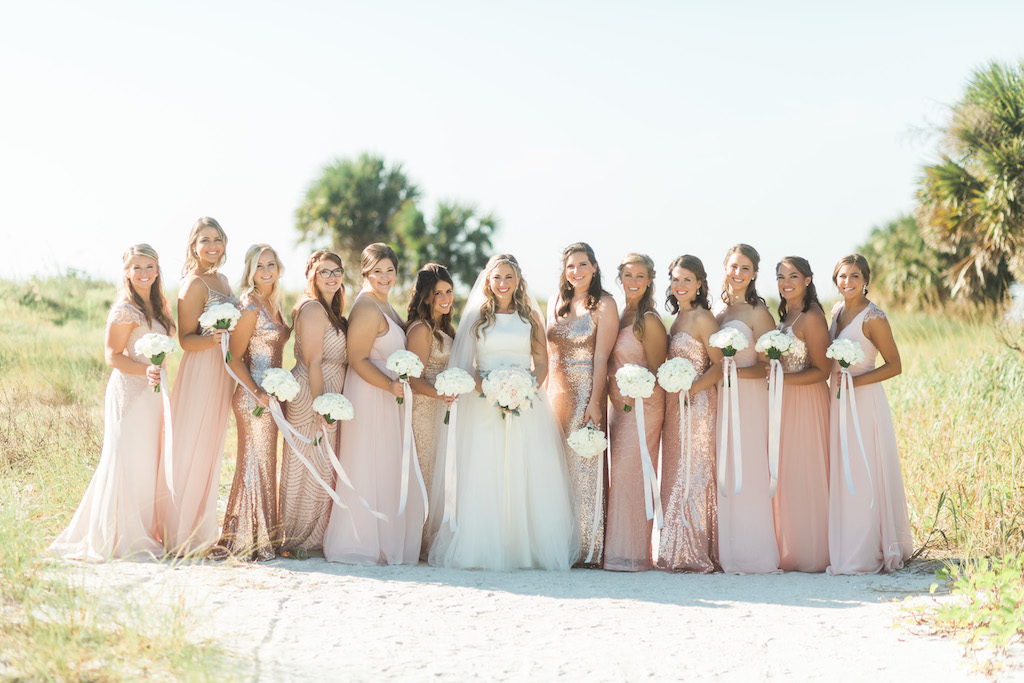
[394,200,499,289]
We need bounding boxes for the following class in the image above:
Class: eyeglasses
[318,268,344,278]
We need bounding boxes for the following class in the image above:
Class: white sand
[72,558,1024,682]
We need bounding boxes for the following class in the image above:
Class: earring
[862,285,868,295]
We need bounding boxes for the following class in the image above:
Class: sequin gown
[217,296,289,560]
[827,303,913,574]
[546,310,604,565]
[658,330,720,573]
[716,320,780,574]
[604,318,664,571]
[50,302,166,561]
[772,318,830,572]
[324,300,424,565]
[159,282,238,555]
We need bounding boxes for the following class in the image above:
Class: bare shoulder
[693,308,719,335]
[406,319,431,342]
[298,299,328,325]
[751,304,776,328]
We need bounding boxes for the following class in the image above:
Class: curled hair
[721,243,768,308]
[360,242,399,278]
[617,253,658,340]
[406,263,456,342]
[295,250,347,334]
[556,242,607,319]
[472,254,541,351]
[121,244,175,334]
[182,216,227,276]
[238,244,284,311]
[776,256,822,320]
[665,254,711,313]
[832,253,872,295]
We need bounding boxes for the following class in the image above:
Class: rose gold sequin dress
[546,310,603,565]
[279,301,348,553]
[657,330,720,573]
[772,318,829,572]
[604,320,664,571]
[218,296,289,561]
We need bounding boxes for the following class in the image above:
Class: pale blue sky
[2,0,1022,303]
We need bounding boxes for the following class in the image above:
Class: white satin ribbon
[679,391,693,527]
[717,356,743,496]
[767,358,784,498]
[317,423,387,520]
[504,414,513,528]
[635,397,664,530]
[159,365,175,496]
[441,399,459,532]
[397,382,429,519]
[583,421,606,564]
[838,369,875,508]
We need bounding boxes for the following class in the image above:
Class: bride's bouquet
[480,365,537,418]
[258,368,301,417]
[198,303,242,361]
[386,350,425,404]
[826,339,865,398]
[615,364,656,412]
[134,333,177,392]
[434,367,476,424]
[657,357,698,403]
[709,328,748,386]
[754,330,794,360]
[567,425,608,459]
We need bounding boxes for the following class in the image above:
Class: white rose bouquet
[198,303,242,361]
[566,425,608,459]
[826,339,866,398]
[480,365,538,418]
[312,393,354,424]
[133,333,177,392]
[386,350,425,404]
[434,367,476,424]
[709,327,749,387]
[257,367,301,417]
[614,364,656,412]
[754,330,794,360]
[657,357,698,403]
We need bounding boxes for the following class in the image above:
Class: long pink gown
[50,302,166,561]
[323,300,424,565]
[716,320,780,574]
[159,283,237,555]
[827,303,913,574]
[772,317,830,572]
[604,318,664,572]
[658,330,720,573]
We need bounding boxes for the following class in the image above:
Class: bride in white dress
[428,254,579,570]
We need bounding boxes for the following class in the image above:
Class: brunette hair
[295,250,346,334]
[556,242,607,319]
[360,243,399,278]
[472,254,541,352]
[617,253,658,340]
[776,256,822,320]
[121,244,175,334]
[238,244,284,310]
[406,263,456,342]
[182,216,227,275]
[720,243,767,308]
[832,253,872,295]
[665,254,711,313]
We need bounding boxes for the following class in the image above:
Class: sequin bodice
[240,295,289,397]
[777,322,807,373]
[668,329,712,375]
[546,310,596,371]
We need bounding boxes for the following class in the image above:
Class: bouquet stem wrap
[635,398,664,530]
[678,391,692,527]
[159,365,175,496]
[717,357,743,496]
[398,382,429,519]
[767,358,784,498]
[441,399,460,531]
[837,369,874,507]
[317,424,387,520]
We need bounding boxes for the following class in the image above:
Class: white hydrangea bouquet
[480,365,538,418]
[709,327,748,387]
[134,333,177,392]
[386,350,425,404]
[257,367,301,417]
[566,425,608,459]
[657,357,698,404]
[615,363,656,412]
[312,393,354,424]
[434,367,476,424]
[198,302,242,361]
[826,339,865,398]
[754,330,794,360]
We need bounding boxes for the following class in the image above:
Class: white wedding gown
[428,313,579,570]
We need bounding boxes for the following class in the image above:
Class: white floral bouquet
[657,357,698,398]
[198,302,241,361]
[709,327,748,356]
[133,333,177,392]
[312,393,354,424]
[257,367,301,417]
[386,350,425,404]
[566,425,608,459]
[755,330,794,360]
[480,365,538,418]
[615,364,656,412]
[434,367,476,424]
[826,339,865,398]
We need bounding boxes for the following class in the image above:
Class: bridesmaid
[715,243,780,574]
[827,254,912,574]
[658,255,723,573]
[546,242,618,566]
[215,244,290,561]
[604,254,666,572]
[773,256,830,572]
[279,251,348,557]
[50,245,173,561]
[323,243,424,565]
[159,217,237,556]
[405,263,456,555]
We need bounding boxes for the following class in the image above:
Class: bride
[428,254,579,570]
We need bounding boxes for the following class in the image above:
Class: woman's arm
[781,309,831,386]
[347,298,404,398]
[297,301,329,398]
[531,309,549,386]
[177,275,225,352]
[640,311,669,373]
[583,295,618,426]
[227,308,268,405]
[690,311,723,396]
[407,322,445,400]
[853,310,902,387]
[105,319,160,386]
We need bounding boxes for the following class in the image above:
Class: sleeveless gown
[658,330,720,573]
[279,301,348,553]
[50,302,166,561]
[429,313,577,571]
[160,283,238,555]
[323,301,424,565]
[217,295,289,560]
[772,317,830,572]
[716,320,780,574]
[827,303,913,574]
[604,318,664,571]
[546,310,604,565]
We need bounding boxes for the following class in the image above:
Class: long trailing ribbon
[441,399,459,532]
[635,397,664,530]
[316,423,387,520]
[159,365,175,496]
[504,414,513,530]
[767,358,784,498]
[717,356,743,496]
[838,369,875,508]
[397,381,429,519]
[679,390,693,527]
[582,420,606,564]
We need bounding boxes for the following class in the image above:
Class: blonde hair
[121,244,175,334]
[293,250,346,334]
[617,253,657,340]
[471,254,541,351]
[238,244,284,310]
[182,216,227,275]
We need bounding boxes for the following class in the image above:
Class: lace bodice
[477,313,533,372]
[108,301,167,364]
[720,320,757,368]
[830,302,886,375]
[777,320,807,373]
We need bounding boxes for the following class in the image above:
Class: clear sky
[2,0,1022,304]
